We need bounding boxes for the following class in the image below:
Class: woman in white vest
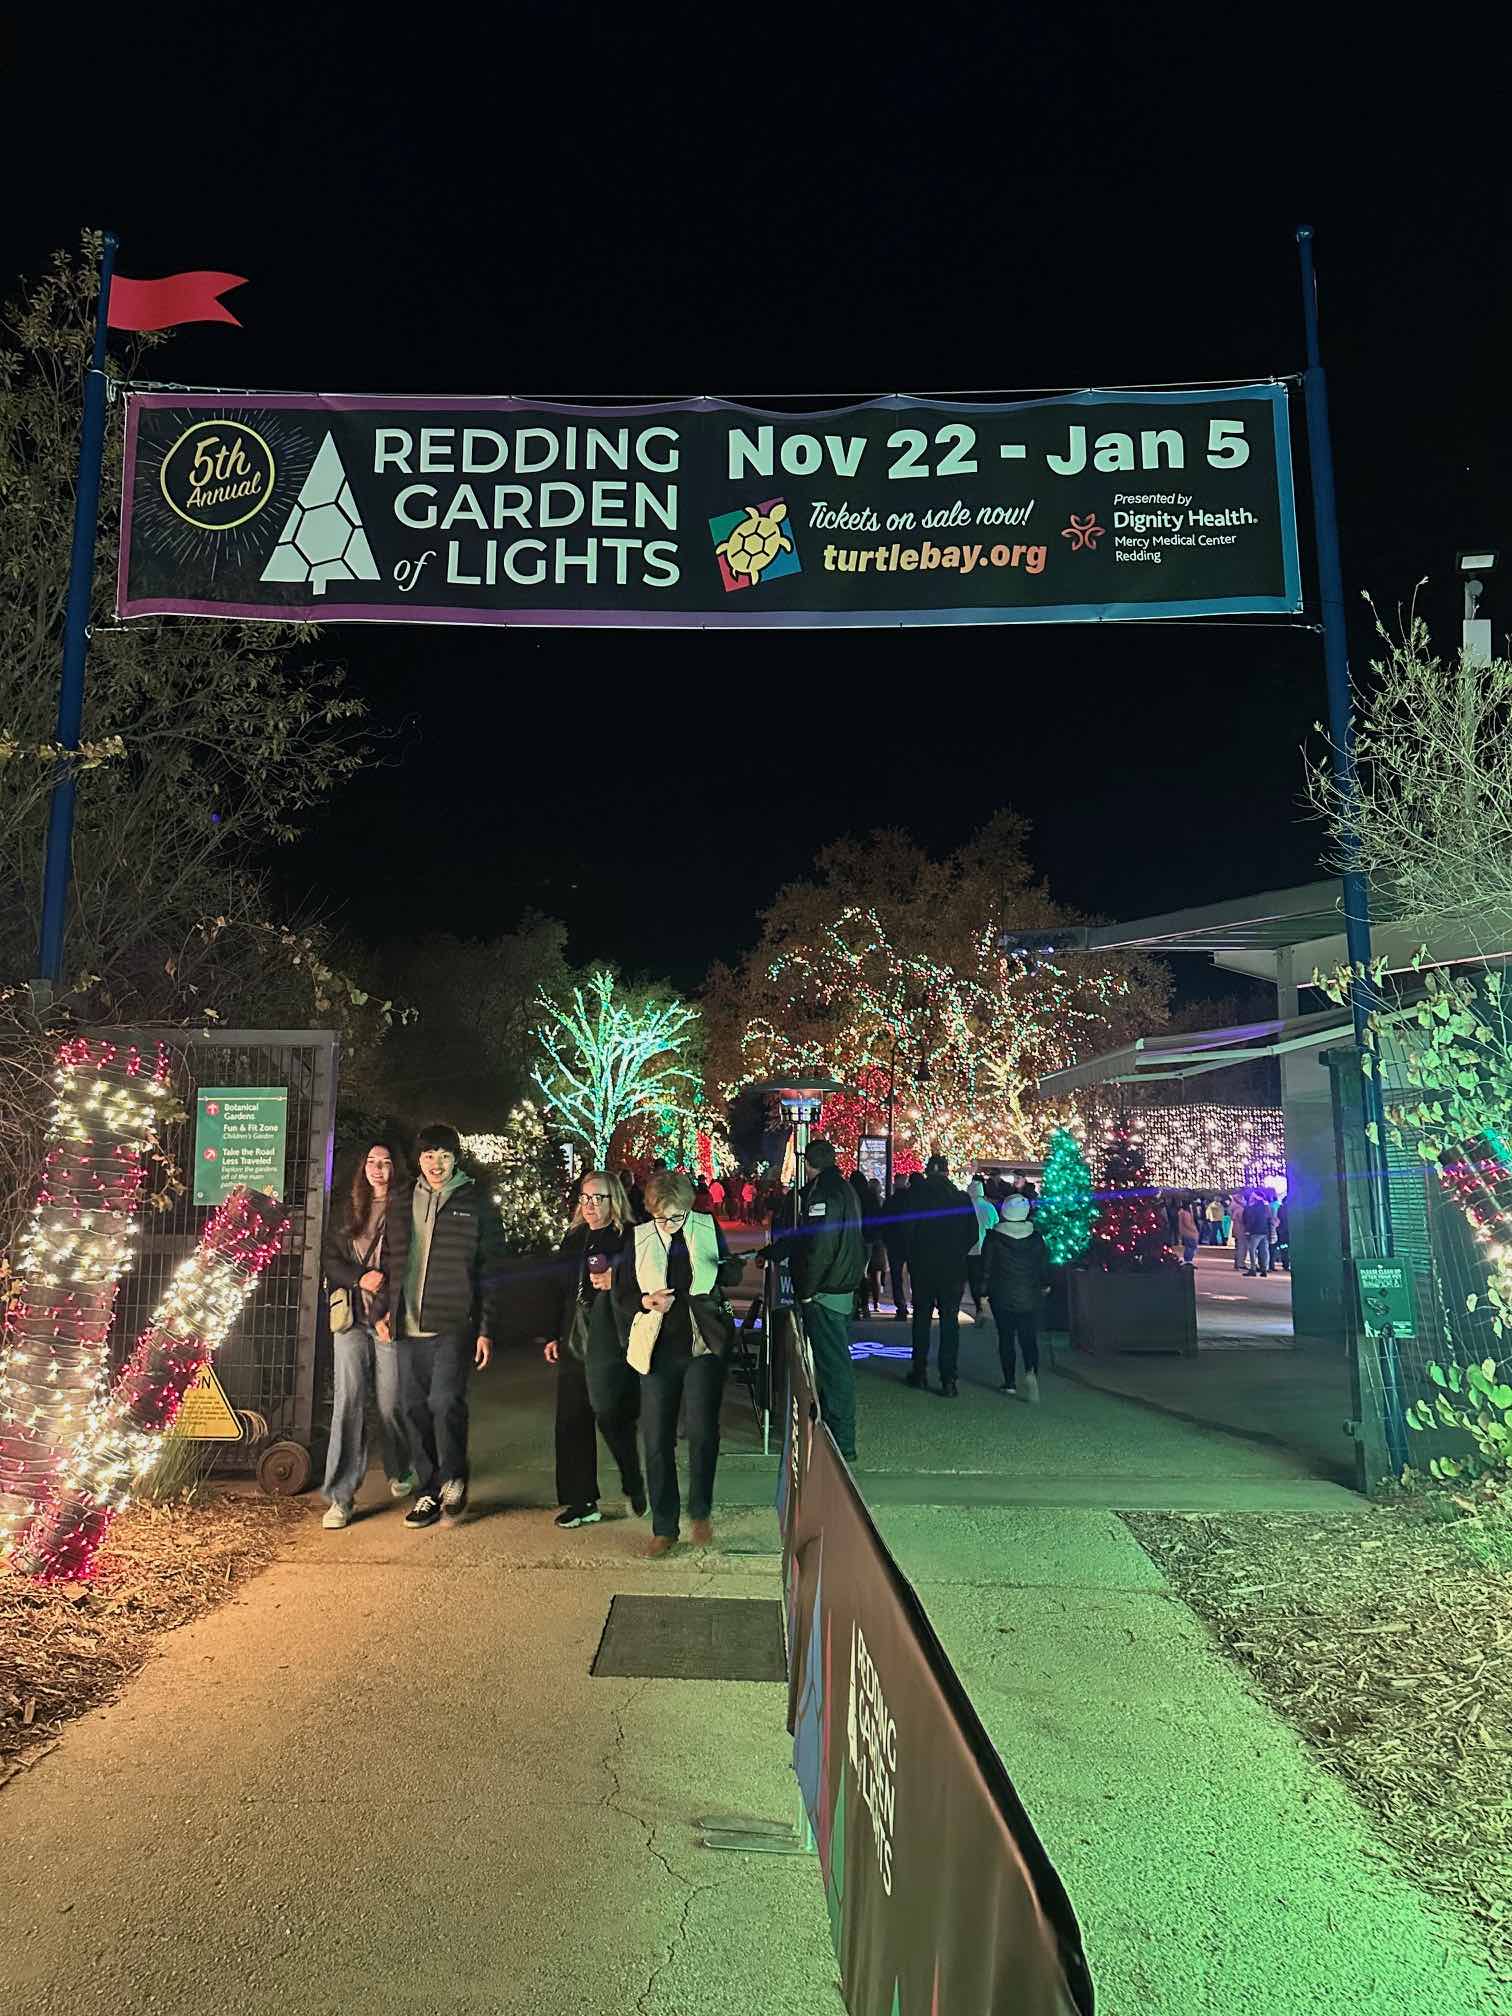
[612,1168,745,1556]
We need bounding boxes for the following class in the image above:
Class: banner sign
[193,1087,288,1205]
[118,386,1300,631]
[781,1320,1093,2014]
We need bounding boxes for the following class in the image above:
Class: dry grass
[1123,1503,1512,1983]
[0,1491,301,1788]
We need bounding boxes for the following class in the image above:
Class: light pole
[1458,548,1496,667]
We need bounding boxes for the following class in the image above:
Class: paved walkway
[0,1311,1501,2016]
[843,1319,1500,2015]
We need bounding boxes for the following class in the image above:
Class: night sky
[8,14,1505,996]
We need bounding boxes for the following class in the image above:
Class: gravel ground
[1,1492,301,1787]
[1123,1502,1512,1988]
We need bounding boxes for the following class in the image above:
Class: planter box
[1069,1265,1197,1357]
[1046,1266,1071,1333]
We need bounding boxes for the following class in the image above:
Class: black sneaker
[439,1477,468,1521]
[940,1381,959,1398]
[1000,1384,1017,1397]
[904,1370,928,1390]
[554,1504,602,1529]
[404,1494,441,1530]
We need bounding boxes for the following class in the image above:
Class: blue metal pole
[1297,226,1394,1270]
[37,230,119,988]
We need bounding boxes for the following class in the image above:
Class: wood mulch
[1123,1502,1512,1984]
[1,1492,302,1790]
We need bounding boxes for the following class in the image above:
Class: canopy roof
[1037,1007,1354,1095]
[1008,878,1511,990]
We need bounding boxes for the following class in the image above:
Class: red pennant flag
[106,271,246,332]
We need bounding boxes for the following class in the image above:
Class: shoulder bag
[329,1223,385,1335]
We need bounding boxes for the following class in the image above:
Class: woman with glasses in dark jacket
[544,1171,645,1530]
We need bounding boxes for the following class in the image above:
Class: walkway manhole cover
[591,1596,786,1681]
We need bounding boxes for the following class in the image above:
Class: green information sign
[1355,1259,1416,1338]
[194,1087,288,1205]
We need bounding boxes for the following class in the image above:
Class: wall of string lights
[1116,1101,1286,1193]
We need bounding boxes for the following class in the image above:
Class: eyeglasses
[655,1213,688,1228]
[583,1192,611,1205]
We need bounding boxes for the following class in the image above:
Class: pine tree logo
[261,433,380,596]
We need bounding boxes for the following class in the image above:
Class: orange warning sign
[175,1361,242,1440]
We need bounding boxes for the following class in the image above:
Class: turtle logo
[709,497,802,592]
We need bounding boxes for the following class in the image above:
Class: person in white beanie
[982,1195,1052,1402]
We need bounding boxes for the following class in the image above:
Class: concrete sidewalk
[1,1319,1501,2015]
[845,1314,1503,2015]
[0,1350,835,2016]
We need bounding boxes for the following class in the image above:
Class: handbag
[690,1289,737,1358]
[567,1240,610,1361]
[328,1223,384,1336]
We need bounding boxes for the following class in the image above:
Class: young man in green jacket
[786,1138,867,1464]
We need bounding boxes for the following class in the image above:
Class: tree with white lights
[532,970,697,1169]
[704,817,1167,1169]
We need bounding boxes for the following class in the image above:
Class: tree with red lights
[1089,1120,1176,1272]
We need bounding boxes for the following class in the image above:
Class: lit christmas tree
[1037,1126,1099,1264]
[464,1101,565,1254]
[1090,1119,1175,1272]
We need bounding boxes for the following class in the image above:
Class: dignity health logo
[847,1621,898,1895]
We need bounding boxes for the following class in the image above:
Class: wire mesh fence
[1328,1030,1487,1490]
[98,1029,338,1468]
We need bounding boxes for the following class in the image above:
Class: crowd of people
[322,1129,743,1554]
[318,1126,1287,1549]
[1158,1187,1289,1276]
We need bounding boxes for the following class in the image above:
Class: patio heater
[749,1075,849,1229]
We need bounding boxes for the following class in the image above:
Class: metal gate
[1327,1040,1481,1493]
[94,1027,338,1478]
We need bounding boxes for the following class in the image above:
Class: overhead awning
[1073,880,1363,958]
[1005,877,1511,992]
[1037,1007,1355,1096]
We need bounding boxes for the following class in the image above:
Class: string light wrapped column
[0,1038,174,1557]
[12,1187,288,1583]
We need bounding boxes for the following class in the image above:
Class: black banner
[780,1327,1094,2015]
[118,387,1299,631]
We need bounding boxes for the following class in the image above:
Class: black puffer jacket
[788,1166,867,1301]
[983,1222,1052,1312]
[383,1174,509,1339]
[905,1174,978,1279]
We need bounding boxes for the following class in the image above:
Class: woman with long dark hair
[544,1170,644,1530]
[320,1141,415,1529]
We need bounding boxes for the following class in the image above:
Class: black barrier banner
[781,1327,1093,2014]
[117,386,1300,631]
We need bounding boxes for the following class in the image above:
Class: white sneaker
[321,1502,352,1529]
[1023,1372,1040,1405]
[439,1477,468,1517]
[390,1471,417,1498]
